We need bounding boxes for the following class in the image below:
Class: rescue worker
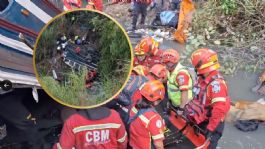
[74,35,82,45]
[53,106,127,149]
[128,64,168,109]
[56,34,68,52]
[86,1,96,9]
[85,69,97,88]
[190,48,231,149]
[0,89,41,148]
[131,65,150,76]
[91,0,103,11]
[109,74,149,124]
[85,0,104,11]
[147,64,170,121]
[63,0,82,10]
[108,64,169,127]
[162,49,193,110]
[74,47,81,54]
[129,80,166,149]
[63,0,103,11]
[133,37,163,68]
[130,0,152,31]
[108,64,168,125]
[147,64,168,83]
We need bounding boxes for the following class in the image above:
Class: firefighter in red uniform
[63,0,82,10]
[131,65,150,76]
[147,64,168,83]
[109,65,168,125]
[129,80,166,149]
[133,37,163,68]
[86,1,96,9]
[88,0,103,11]
[131,64,168,107]
[53,106,127,149]
[190,48,231,149]
[85,69,97,88]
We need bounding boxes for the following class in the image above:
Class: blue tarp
[160,11,178,27]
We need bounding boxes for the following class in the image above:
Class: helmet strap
[137,55,146,62]
[135,97,152,109]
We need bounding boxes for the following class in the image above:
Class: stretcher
[164,104,209,149]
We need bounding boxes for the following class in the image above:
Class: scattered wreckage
[50,35,100,89]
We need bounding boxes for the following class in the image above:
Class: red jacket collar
[201,70,219,84]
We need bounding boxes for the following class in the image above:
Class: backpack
[185,99,208,124]
[120,75,148,106]
[185,75,224,124]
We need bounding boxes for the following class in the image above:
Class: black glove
[205,129,214,140]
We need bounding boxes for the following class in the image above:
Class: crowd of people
[54,36,231,149]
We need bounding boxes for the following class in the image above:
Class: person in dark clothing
[170,0,181,10]
[151,0,180,28]
[0,89,41,148]
[131,0,152,31]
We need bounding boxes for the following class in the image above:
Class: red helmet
[162,49,180,64]
[191,48,220,74]
[63,0,82,10]
[132,65,149,76]
[134,37,159,56]
[139,80,165,102]
[150,64,168,80]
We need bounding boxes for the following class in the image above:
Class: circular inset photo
[34,9,133,108]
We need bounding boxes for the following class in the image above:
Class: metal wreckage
[51,34,100,88]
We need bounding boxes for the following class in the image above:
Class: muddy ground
[105,3,265,149]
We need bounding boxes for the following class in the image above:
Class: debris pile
[226,99,265,131]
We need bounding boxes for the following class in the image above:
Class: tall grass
[40,68,107,106]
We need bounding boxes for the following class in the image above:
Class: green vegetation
[36,11,131,106]
[181,0,265,74]
[91,16,131,97]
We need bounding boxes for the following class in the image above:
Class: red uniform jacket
[91,0,103,11]
[53,110,127,149]
[129,107,165,149]
[196,71,231,131]
[133,49,163,68]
